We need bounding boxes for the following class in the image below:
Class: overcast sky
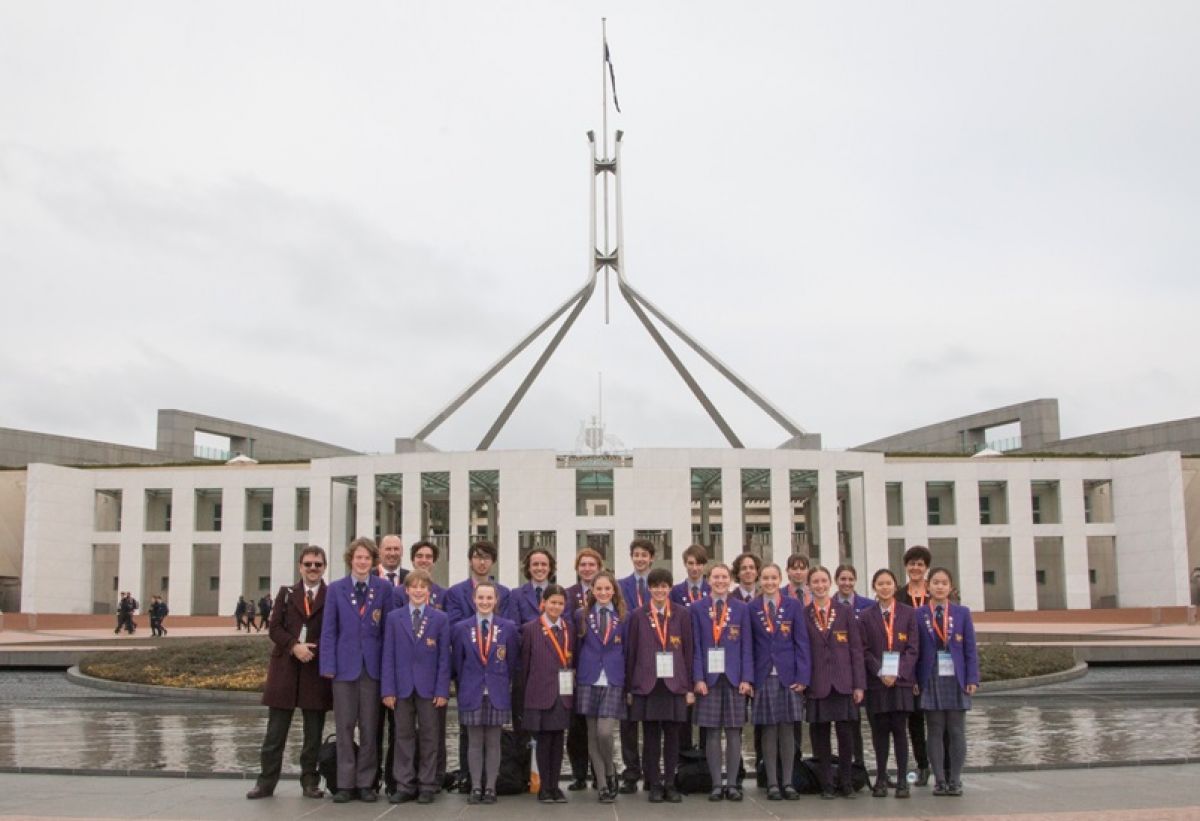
[2,2,1198,454]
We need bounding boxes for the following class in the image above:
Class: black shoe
[332,790,353,803]
[552,788,568,803]
[302,786,324,799]
[245,785,273,800]
[538,790,555,803]
[598,787,615,804]
[664,787,682,803]
[840,786,856,799]
[567,778,589,791]
[457,775,472,794]
[872,780,888,798]
[782,785,800,801]
[618,780,638,794]
[417,792,435,804]
[766,786,782,801]
[708,789,723,802]
[389,790,416,804]
[725,786,743,802]
[648,785,664,803]
[820,788,836,800]
[358,788,378,803]
[467,789,483,805]
[948,783,963,796]
[482,789,497,804]
[915,766,931,787]
[895,784,911,799]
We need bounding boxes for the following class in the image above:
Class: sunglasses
[302,561,325,569]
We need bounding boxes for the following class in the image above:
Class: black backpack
[495,729,531,795]
[318,734,358,794]
[673,747,747,794]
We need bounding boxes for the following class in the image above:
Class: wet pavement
[2,667,1199,775]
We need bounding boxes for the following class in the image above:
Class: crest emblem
[834,630,848,643]
[956,633,963,642]
[780,621,792,635]
[669,635,682,648]
[727,625,740,640]
[426,637,436,647]
[373,609,382,624]
[496,645,507,661]
[897,632,908,642]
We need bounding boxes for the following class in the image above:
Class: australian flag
[605,41,621,113]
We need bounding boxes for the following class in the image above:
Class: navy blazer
[521,617,575,712]
[670,579,710,609]
[618,573,652,612]
[730,585,758,604]
[782,584,812,606]
[748,594,812,689]
[691,596,754,688]
[512,582,549,625]
[836,593,875,613]
[915,602,980,690]
[445,578,513,625]
[573,606,627,688]
[381,604,451,700]
[451,615,519,711]
[625,603,693,696]
[860,602,919,690]
[319,574,394,681]
[804,600,866,699]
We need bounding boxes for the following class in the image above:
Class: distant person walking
[235,596,249,631]
[258,594,272,632]
[115,592,138,635]
[149,595,170,637]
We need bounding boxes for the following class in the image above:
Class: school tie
[768,599,776,620]
[387,572,397,585]
[715,599,725,620]
[599,607,609,636]
[306,589,315,608]
[691,586,700,599]
[552,623,563,645]
[536,587,544,604]
[481,618,490,638]
[412,608,422,631]
[935,605,945,648]
[354,581,366,601]
[638,577,648,604]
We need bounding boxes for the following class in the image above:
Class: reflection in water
[3,703,1200,773]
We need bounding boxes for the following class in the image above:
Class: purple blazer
[837,593,875,613]
[618,573,651,612]
[319,574,394,681]
[730,585,758,604]
[691,596,754,688]
[381,605,451,700]
[804,600,866,699]
[748,594,811,689]
[625,603,694,695]
[782,584,812,606]
[376,565,409,587]
[573,606,627,688]
[860,602,919,690]
[565,583,590,622]
[451,615,519,711]
[521,618,575,712]
[394,582,446,611]
[445,578,512,625]
[512,582,549,625]
[670,579,710,609]
[915,602,979,690]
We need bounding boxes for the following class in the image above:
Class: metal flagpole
[602,18,611,324]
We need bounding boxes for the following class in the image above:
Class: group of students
[316,535,979,806]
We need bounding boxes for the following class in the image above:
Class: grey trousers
[333,674,381,790]
[394,695,440,794]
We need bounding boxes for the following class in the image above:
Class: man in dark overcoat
[247,545,334,799]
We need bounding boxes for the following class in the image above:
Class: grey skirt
[695,678,748,728]
[919,674,972,712]
[751,675,805,725]
[460,694,512,727]
[574,683,627,719]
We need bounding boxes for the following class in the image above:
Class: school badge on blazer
[780,621,792,635]
[956,634,964,642]
[373,609,382,623]
[897,632,908,641]
[727,625,741,640]
[834,630,848,643]
[496,645,507,661]
[426,637,436,647]
[669,635,682,648]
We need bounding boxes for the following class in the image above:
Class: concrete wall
[1042,416,1200,456]
[855,399,1061,454]
[1111,451,1190,607]
[155,410,358,461]
[0,428,164,468]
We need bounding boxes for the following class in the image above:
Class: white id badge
[558,669,575,695]
[879,651,900,678]
[707,647,726,675]
[297,626,307,644]
[656,651,675,679]
[937,651,955,677]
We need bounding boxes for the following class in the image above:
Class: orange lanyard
[909,585,927,610]
[761,597,781,634]
[476,619,495,665]
[710,600,731,644]
[592,608,616,645]
[688,585,703,603]
[928,602,950,647]
[541,615,571,668]
[302,590,313,618]
[649,602,671,650]
[813,602,833,632]
[881,604,895,651]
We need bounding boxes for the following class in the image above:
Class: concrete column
[448,469,469,584]
[402,471,421,549]
[309,478,335,579]
[1060,478,1091,609]
[272,485,298,591]
[1008,476,1038,611]
[817,469,839,570]
[955,478,985,611]
[902,479,928,555]
[846,475,867,573]
[769,467,791,568]
[861,470,890,595]
[219,539,245,617]
[720,467,743,565]
[356,471,375,542]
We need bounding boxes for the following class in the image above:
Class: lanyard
[590,608,616,645]
[688,585,703,603]
[909,584,927,610]
[710,600,731,644]
[302,590,313,618]
[541,615,571,668]
[928,602,950,648]
[813,601,833,632]
[649,602,671,650]
[881,604,895,651]
[476,620,495,665]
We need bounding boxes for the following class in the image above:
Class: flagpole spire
[601,18,610,323]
